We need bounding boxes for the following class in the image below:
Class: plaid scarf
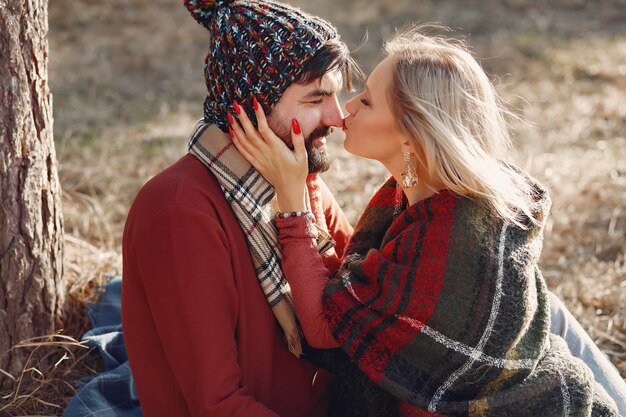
[188,120,335,357]
[323,177,617,417]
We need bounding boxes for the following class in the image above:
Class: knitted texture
[322,177,618,416]
[183,0,338,134]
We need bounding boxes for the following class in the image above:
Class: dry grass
[0,333,93,416]
[2,0,624,414]
[0,235,120,415]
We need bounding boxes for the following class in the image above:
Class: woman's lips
[342,119,348,131]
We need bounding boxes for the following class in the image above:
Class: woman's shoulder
[450,166,551,230]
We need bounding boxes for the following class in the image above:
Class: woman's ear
[401,141,419,163]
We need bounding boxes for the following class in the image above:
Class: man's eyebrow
[302,88,336,99]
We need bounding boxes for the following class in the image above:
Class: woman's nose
[344,96,357,115]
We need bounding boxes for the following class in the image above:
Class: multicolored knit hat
[184,0,340,133]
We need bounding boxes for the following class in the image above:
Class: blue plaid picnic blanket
[62,276,142,417]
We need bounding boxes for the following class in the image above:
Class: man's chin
[308,164,331,174]
[308,145,332,173]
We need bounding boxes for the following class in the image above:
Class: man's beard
[267,118,333,174]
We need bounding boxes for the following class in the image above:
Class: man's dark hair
[295,38,363,91]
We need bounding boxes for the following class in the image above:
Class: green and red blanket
[323,177,617,417]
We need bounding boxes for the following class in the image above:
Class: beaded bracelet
[276,210,310,219]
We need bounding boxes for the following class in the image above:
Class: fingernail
[233,100,241,115]
[227,111,234,124]
[292,118,301,135]
[253,96,259,111]
[228,126,234,138]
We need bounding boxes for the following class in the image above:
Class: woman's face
[343,57,407,164]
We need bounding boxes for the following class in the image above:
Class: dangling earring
[401,151,419,189]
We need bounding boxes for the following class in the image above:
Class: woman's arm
[228,99,339,348]
[276,213,340,348]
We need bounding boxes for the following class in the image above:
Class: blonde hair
[385,25,536,227]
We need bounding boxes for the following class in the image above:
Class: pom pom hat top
[184,0,340,132]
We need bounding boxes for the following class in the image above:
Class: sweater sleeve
[277,214,340,349]
[131,205,281,417]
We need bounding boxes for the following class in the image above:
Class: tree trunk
[0,0,64,384]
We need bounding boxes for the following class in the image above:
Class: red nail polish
[233,100,241,115]
[228,126,234,138]
[253,96,259,111]
[292,118,301,135]
[227,111,234,124]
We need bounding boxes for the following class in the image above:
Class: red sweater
[121,154,352,417]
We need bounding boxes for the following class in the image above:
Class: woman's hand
[228,98,308,212]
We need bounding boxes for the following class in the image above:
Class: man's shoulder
[129,153,226,217]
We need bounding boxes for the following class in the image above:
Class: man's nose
[322,96,345,128]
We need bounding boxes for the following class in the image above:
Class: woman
[228,27,617,417]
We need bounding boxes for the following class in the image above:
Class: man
[122,1,626,416]
[121,1,359,416]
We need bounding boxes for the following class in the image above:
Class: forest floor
[3,0,625,414]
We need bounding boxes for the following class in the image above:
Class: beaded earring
[400,151,419,189]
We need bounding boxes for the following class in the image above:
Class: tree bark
[0,0,64,384]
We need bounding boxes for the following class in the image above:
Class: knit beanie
[184,0,340,132]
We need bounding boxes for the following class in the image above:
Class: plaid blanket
[323,177,617,416]
[189,120,334,357]
[61,276,141,417]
